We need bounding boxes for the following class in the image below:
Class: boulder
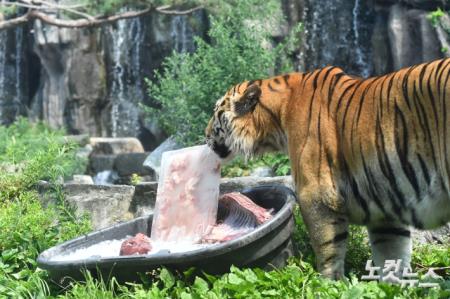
[90,137,144,155]
[130,182,158,218]
[114,152,153,177]
[89,154,116,174]
[388,4,441,70]
[68,175,94,185]
[63,183,135,229]
[413,224,450,245]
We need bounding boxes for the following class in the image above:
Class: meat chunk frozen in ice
[151,145,221,243]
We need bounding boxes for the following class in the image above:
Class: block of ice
[150,145,221,243]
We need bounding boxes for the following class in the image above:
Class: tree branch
[0,3,203,30]
[156,5,202,15]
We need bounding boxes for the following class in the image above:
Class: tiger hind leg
[367,225,412,280]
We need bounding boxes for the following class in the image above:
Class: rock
[76,144,93,162]
[130,182,158,218]
[250,166,275,177]
[32,19,106,134]
[0,24,28,125]
[90,137,144,155]
[413,224,450,245]
[114,152,153,177]
[388,4,442,70]
[69,175,94,185]
[300,0,375,77]
[63,183,135,230]
[371,6,393,75]
[89,154,116,174]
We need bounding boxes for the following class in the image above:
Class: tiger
[205,58,450,279]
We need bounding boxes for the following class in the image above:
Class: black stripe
[274,77,280,84]
[350,176,370,223]
[411,209,424,229]
[321,67,336,91]
[426,67,440,137]
[355,78,378,126]
[394,102,420,198]
[317,108,322,182]
[418,63,429,96]
[370,227,410,237]
[321,254,338,266]
[283,74,290,85]
[372,238,391,245]
[387,191,407,223]
[333,78,356,114]
[375,114,408,209]
[417,154,430,185]
[385,73,395,113]
[304,71,322,140]
[378,75,391,119]
[434,59,449,95]
[401,65,417,110]
[326,73,346,113]
[301,71,315,90]
[413,83,438,169]
[268,82,279,92]
[341,81,365,135]
[321,231,349,246]
[360,143,390,218]
[236,82,243,93]
[442,67,450,178]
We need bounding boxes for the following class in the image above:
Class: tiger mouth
[210,141,231,159]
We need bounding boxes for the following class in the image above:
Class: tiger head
[205,82,287,161]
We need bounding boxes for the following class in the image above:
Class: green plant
[130,173,143,185]
[145,0,302,145]
[221,153,291,178]
[0,119,91,298]
[428,8,446,27]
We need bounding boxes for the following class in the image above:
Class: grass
[0,119,449,298]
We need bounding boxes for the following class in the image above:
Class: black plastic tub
[37,185,297,284]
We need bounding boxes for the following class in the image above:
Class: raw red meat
[202,192,273,243]
[119,233,152,256]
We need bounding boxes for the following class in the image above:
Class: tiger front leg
[298,187,349,279]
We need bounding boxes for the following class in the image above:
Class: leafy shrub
[146,0,301,145]
[0,119,91,298]
[221,153,291,178]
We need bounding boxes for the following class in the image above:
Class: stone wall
[0,7,208,150]
[291,0,449,76]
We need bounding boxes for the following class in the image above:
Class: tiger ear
[233,84,261,116]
